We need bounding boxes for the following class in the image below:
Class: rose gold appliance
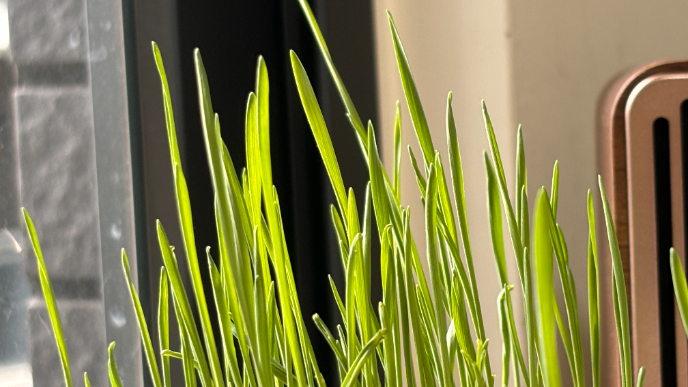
[599,61,688,387]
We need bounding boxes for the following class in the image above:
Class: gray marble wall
[0,0,131,385]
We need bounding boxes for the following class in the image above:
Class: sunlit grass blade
[498,286,512,387]
[486,154,507,285]
[550,161,559,220]
[587,190,600,387]
[394,101,402,204]
[173,164,225,387]
[423,163,452,387]
[84,372,91,387]
[446,94,488,363]
[408,147,427,199]
[599,177,633,387]
[515,125,526,214]
[157,274,172,387]
[290,50,348,219]
[387,12,435,165]
[156,221,212,386]
[532,188,561,387]
[296,0,368,152]
[22,208,73,387]
[151,42,181,169]
[121,249,163,387]
[670,248,688,338]
[636,367,646,387]
[107,342,124,387]
[482,101,522,273]
[207,250,244,387]
[341,329,387,387]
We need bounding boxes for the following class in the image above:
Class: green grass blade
[482,101,522,272]
[107,342,124,387]
[290,50,348,219]
[296,0,368,152]
[394,101,402,203]
[157,268,170,387]
[151,42,181,169]
[599,177,633,387]
[313,313,347,367]
[498,287,512,387]
[587,191,600,387]
[670,248,688,338]
[84,373,91,387]
[424,163,452,387]
[173,163,225,387]
[341,329,387,387]
[22,208,73,387]
[515,125,526,214]
[387,12,435,165]
[486,154,507,285]
[408,146,427,199]
[550,161,559,220]
[121,249,162,387]
[156,221,212,386]
[532,188,561,387]
[636,367,646,387]
[446,94,488,358]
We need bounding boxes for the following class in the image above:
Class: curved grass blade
[341,329,387,387]
[121,249,162,387]
[84,373,91,387]
[532,188,561,387]
[394,101,402,204]
[599,177,633,387]
[670,248,688,338]
[290,50,348,220]
[636,367,646,387]
[388,12,435,165]
[157,267,171,387]
[297,0,368,151]
[151,42,181,168]
[22,208,73,387]
[486,154,507,285]
[587,191,600,387]
[107,342,124,387]
[156,221,212,386]
[550,162,559,220]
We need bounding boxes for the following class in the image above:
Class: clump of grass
[25,1,688,386]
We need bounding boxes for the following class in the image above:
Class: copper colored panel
[598,62,688,387]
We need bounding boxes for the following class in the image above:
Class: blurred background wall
[372,0,688,382]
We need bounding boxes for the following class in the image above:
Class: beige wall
[373,0,688,383]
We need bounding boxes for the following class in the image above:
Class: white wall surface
[372,0,688,384]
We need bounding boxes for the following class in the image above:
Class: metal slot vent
[599,62,688,387]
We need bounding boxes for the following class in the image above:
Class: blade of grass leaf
[587,190,600,387]
[122,249,163,387]
[532,188,561,387]
[207,251,244,387]
[599,177,633,387]
[22,208,73,387]
[296,0,368,151]
[486,154,507,285]
[670,248,688,338]
[394,101,402,203]
[156,221,212,386]
[341,329,387,387]
[388,12,435,165]
[550,162,559,220]
[107,342,124,387]
[290,50,348,220]
[157,267,170,387]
